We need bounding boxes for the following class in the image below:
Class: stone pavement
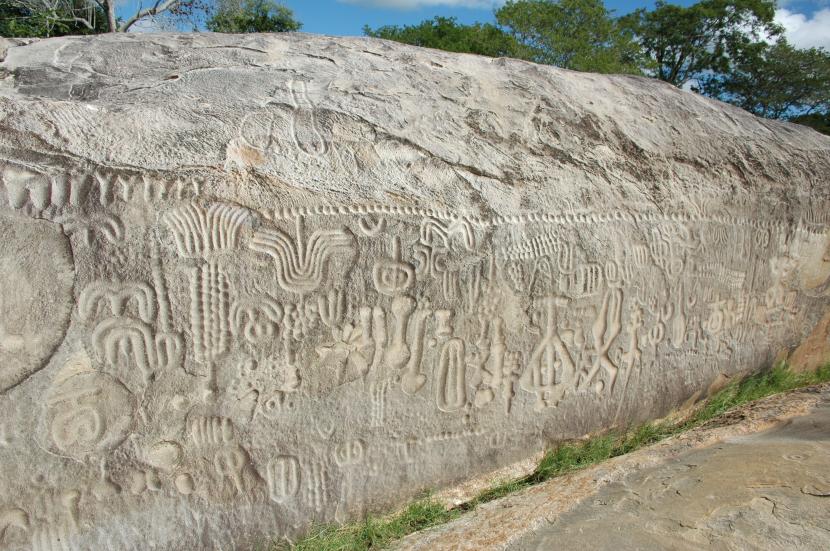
[396,384,830,551]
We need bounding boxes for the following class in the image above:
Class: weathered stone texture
[0,33,828,550]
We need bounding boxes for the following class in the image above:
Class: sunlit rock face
[0,32,828,550]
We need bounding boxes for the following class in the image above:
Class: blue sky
[286,0,672,36]
[125,0,830,50]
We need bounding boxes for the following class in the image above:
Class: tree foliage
[791,112,830,135]
[701,40,830,120]
[495,0,643,74]
[619,0,781,86]
[0,0,107,37]
[0,0,211,35]
[364,16,523,59]
[207,0,299,33]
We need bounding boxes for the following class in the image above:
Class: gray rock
[395,384,830,551]
[0,32,828,550]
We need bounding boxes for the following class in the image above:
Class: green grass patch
[278,362,830,550]
[690,362,830,425]
[276,499,460,551]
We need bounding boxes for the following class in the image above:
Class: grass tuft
[278,362,830,550]
[278,498,459,551]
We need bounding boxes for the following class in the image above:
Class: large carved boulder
[0,33,828,550]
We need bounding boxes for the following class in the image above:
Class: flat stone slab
[397,384,830,550]
[515,398,830,551]
[0,33,828,550]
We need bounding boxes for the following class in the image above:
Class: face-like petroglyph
[0,32,829,551]
[0,211,74,393]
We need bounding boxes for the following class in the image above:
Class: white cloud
[338,0,503,9]
[775,8,830,49]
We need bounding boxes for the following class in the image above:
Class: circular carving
[0,212,74,392]
[46,357,135,459]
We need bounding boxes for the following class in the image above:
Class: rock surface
[397,384,830,551]
[0,32,828,550]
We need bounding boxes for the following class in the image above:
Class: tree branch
[117,0,178,31]
[57,15,95,29]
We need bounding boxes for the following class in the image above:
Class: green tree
[207,0,299,33]
[0,0,108,37]
[495,0,643,74]
[700,40,830,121]
[791,112,830,136]
[364,16,523,59]
[1,0,211,36]
[620,0,780,86]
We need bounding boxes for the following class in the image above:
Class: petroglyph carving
[56,212,124,245]
[506,259,526,293]
[370,380,389,428]
[434,336,466,411]
[670,284,695,349]
[501,351,522,414]
[80,275,183,383]
[1,189,826,546]
[266,455,301,504]
[164,202,252,258]
[2,165,51,210]
[250,217,357,294]
[46,351,135,459]
[305,461,329,513]
[150,246,175,333]
[230,352,300,420]
[400,300,431,395]
[231,296,283,345]
[317,304,385,385]
[384,295,415,371]
[413,242,448,279]
[526,256,555,295]
[289,79,329,158]
[1,165,92,212]
[420,217,476,252]
[373,237,415,296]
[560,263,603,298]
[318,289,347,329]
[556,242,576,275]
[580,288,623,393]
[190,260,231,389]
[604,259,624,288]
[463,258,498,314]
[214,444,262,497]
[472,317,509,410]
[368,307,388,378]
[92,317,183,382]
[333,439,365,466]
[95,171,201,205]
[618,304,644,388]
[520,297,577,410]
[358,215,386,237]
[190,416,234,447]
[80,281,157,325]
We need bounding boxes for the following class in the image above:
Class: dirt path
[395,384,830,551]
